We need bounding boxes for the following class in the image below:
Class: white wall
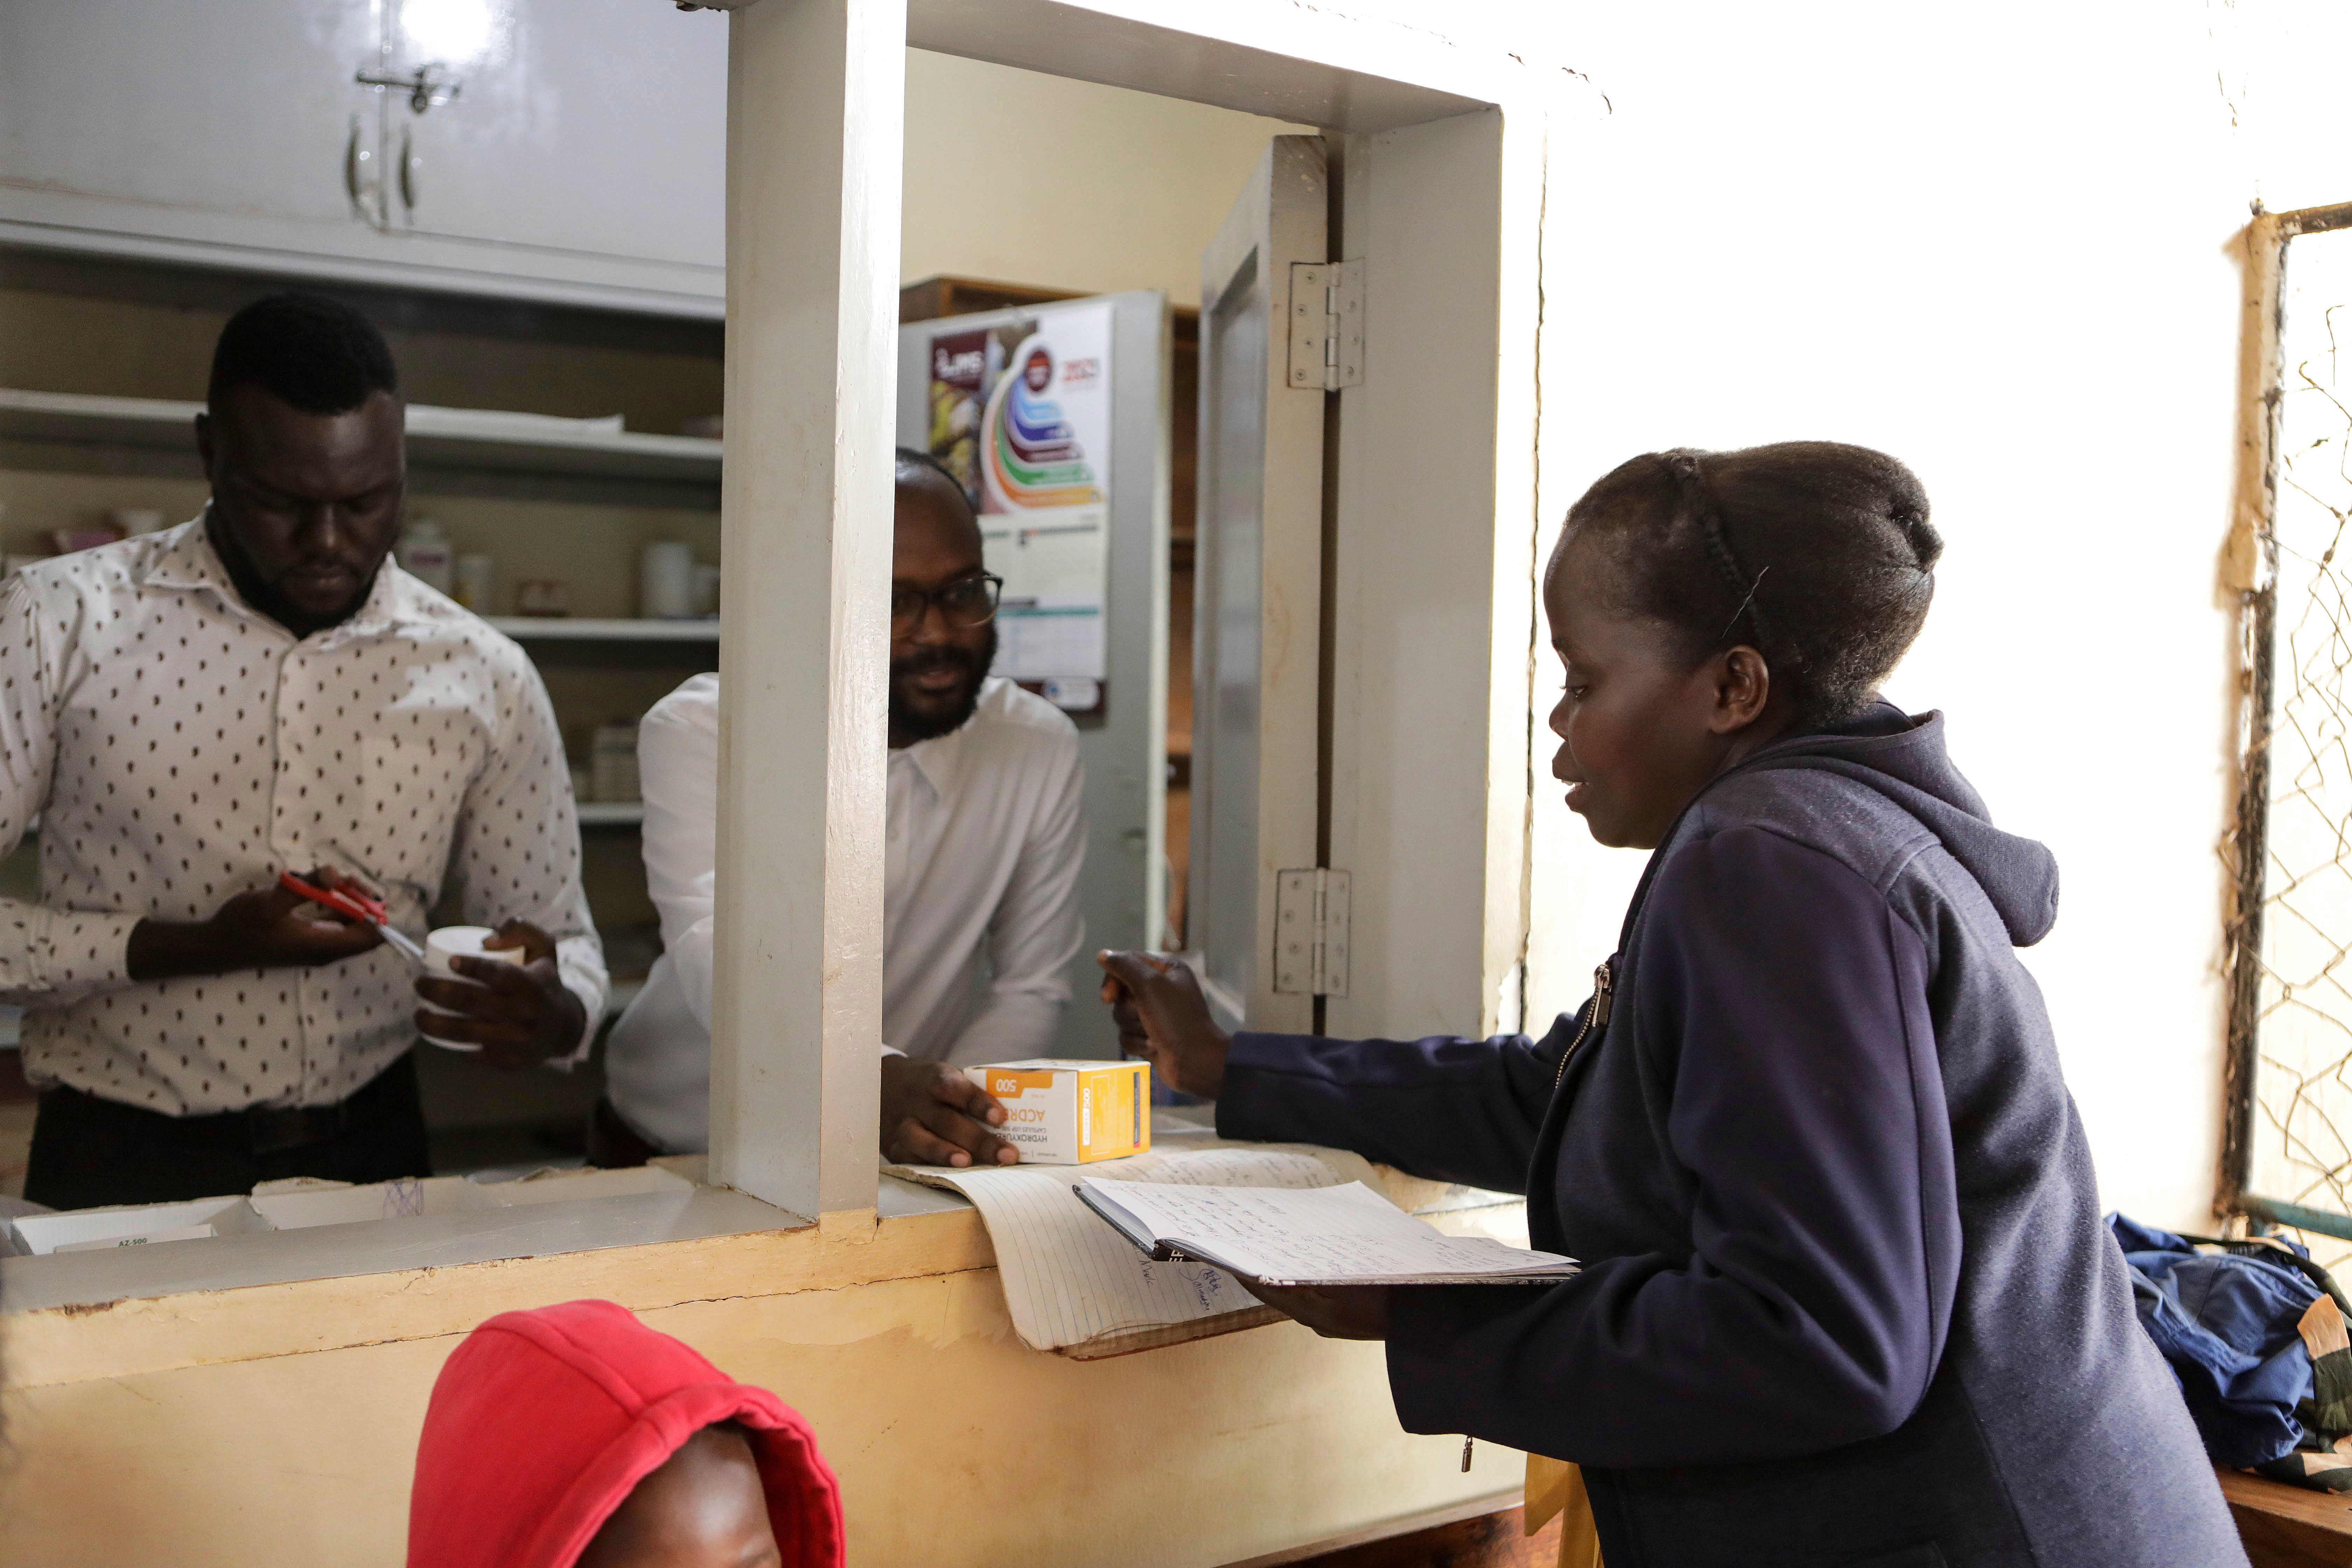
[2209,0,2352,216]
[1519,1,2255,1231]
[901,50,1308,306]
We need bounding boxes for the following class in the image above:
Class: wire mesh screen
[2243,221,2352,1264]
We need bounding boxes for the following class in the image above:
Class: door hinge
[1286,260,1365,391]
[1273,869,1352,996]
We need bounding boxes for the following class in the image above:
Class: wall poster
[925,302,1113,714]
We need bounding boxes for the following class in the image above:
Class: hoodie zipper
[1553,960,1613,1090]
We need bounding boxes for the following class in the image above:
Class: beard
[889,622,997,744]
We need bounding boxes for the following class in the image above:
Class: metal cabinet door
[1189,136,1329,1034]
[0,0,368,228]
[0,0,724,309]
[393,0,726,269]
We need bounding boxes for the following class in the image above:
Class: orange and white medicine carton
[965,1059,1151,1164]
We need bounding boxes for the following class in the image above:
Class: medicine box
[5,1195,272,1256]
[966,1059,1150,1165]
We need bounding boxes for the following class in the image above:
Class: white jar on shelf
[452,553,494,612]
[639,540,695,619]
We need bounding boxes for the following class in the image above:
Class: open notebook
[886,1141,1386,1358]
[1078,1177,1580,1287]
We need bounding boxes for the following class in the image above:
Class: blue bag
[2109,1213,2322,1468]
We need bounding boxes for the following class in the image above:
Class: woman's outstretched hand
[1096,950,1231,1099]
[1097,953,1385,1338]
[1238,1279,1392,1341]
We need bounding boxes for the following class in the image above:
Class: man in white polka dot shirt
[7,293,607,1210]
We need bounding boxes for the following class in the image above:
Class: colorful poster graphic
[981,338,1105,510]
[926,303,1113,712]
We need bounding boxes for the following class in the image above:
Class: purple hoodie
[1219,705,2244,1568]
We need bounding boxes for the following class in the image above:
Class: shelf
[0,388,723,506]
[489,617,719,642]
[404,404,720,486]
[576,802,645,827]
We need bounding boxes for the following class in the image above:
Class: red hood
[407,1299,843,1568]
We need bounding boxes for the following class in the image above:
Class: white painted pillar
[709,0,904,1224]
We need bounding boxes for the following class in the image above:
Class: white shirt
[0,517,606,1115]
[604,673,1085,1153]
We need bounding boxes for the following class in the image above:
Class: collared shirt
[0,517,606,1115]
[603,673,1085,1153]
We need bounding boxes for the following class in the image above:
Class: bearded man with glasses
[594,449,1086,1169]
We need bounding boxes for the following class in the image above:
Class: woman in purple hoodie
[1102,443,2242,1568]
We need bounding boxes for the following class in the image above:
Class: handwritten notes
[886,1142,1378,1356]
[1079,1178,1579,1287]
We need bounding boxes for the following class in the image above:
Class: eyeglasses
[891,572,1002,630]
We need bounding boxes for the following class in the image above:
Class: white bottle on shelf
[397,518,456,596]
[453,553,495,612]
[639,540,695,619]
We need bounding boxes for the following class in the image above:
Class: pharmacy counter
[0,1153,1528,1567]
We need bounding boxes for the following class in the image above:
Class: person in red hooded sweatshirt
[408,1299,844,1568]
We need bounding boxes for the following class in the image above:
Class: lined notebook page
[1082,1178,1578,1286]
[886,1143,1376,1353]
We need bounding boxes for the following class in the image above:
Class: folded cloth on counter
[2109,1212,2352,1486]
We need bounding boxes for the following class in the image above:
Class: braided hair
[1565,442,1941,729]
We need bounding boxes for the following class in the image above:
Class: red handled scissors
[278,870,425,961]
